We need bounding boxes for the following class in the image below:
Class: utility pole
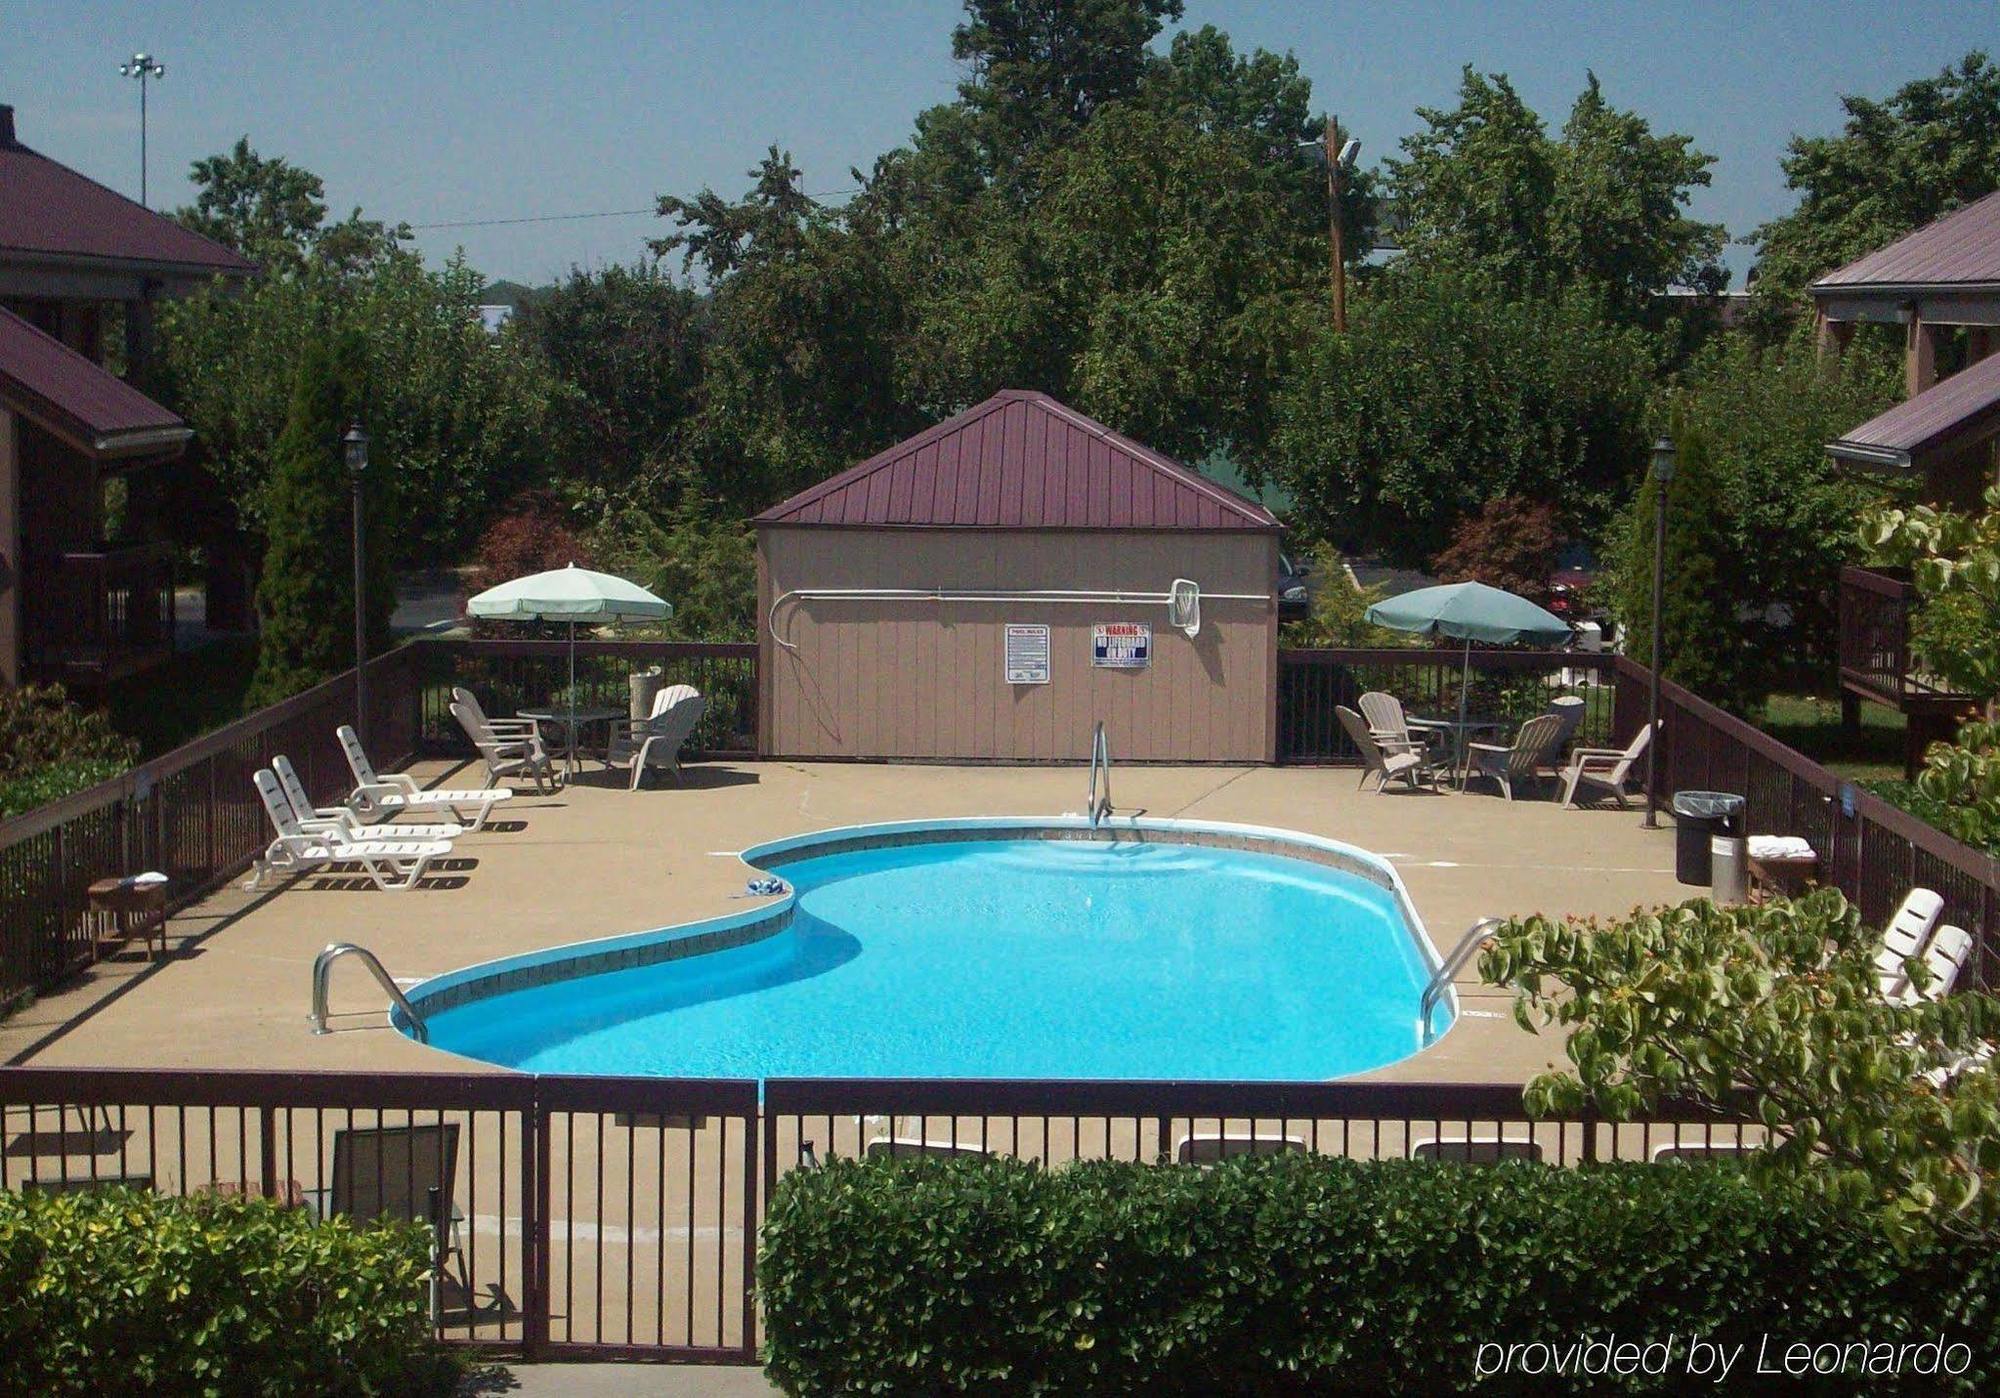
[119,52,166,207]
[1325,115,1347,333]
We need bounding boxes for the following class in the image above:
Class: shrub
[1430,496,1559,605]
[1277,543,1413,648]
[0,684,138,817]
[465,493,597,639]
[588,504,756,642]
[762,1153,2000,1395]
[0,1187,453,1396]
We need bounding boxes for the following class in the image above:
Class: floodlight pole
[344,424,369,749]
[1642,436,1675,830]
[119,52,166,206]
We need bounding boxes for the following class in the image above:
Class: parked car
[1548,542,1601,623]
[1277,551,1312,622]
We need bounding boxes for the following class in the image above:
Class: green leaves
[1485,891,2000,1243]
[762,1153,2000,1394]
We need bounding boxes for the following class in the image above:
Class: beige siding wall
[758,527,1276,763]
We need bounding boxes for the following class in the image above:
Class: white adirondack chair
[1559,722,1655,809]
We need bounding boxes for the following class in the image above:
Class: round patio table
[518,705,624,778]
[1410,714,1509,787]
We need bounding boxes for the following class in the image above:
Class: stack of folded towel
[1746,835,1815,860]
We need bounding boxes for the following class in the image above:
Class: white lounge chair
[604,693,707,790]
[1336,705,1436,793]
[1890,924,1972,1006]
[450,700,559,793]
[864,1136,992,1161]
[1409,1136,1546,1164]
[1559,722,1656,809]
[337,726,514,830]
[1465,713,1567,802]
[1874,888,1945,998]
[246,770,452,892]
[270,756,462,844]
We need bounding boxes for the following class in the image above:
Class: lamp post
[118,52,166,206]
[343,424,369,748]
[1642,435,1675,830]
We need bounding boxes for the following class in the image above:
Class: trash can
[1710,832,1748,905]
[1671,791,1745,886]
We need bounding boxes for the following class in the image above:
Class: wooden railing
[1838,564,1969,710]
[26,542,176,683]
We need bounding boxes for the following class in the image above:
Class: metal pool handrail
[1087,722,1112,827]
[1419,917,1503,1044]
[310,942,428,1044]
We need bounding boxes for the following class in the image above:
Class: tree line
[145,1,1999,714]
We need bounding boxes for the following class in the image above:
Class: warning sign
[1092,622,1151,669]
[1006,624,1050,684]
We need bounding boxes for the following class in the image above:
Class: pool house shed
[755,390,1280,763]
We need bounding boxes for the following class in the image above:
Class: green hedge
[762,1154,2000,1395]
[0,1187,454,1396]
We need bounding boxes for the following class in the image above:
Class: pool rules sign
[1005,624,1050,684]
[1092,622,1151,669]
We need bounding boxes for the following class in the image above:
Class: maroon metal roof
[1813,191,2000,293]
[0,307,190,458]
[0,109,254,276]
[1827,350,2000,470]
[754,391,1281,532]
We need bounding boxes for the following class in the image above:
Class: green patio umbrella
[465,563,673,746]
[1364,581,1573,751]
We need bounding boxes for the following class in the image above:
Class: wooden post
[1326,116,1347,333]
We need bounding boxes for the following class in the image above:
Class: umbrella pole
[567,618,577,782]
[1457,636,1472,778]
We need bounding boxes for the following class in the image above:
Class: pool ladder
[310,942,429,1044]
[1417,917,1503,1044]
[1086,721,1113,827]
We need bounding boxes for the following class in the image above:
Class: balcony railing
[1838,564,1968,711]
[27,541,175,684]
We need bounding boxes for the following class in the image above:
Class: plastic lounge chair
[1874,888,1944,998]
[1649,1140,1755,1164]
[305,1124,470,1317]
[1336,705,1435,793]
[864,1136,992,1160]
[269,756,462,844]
[1174,1132,1307,1164]
[246,770,451,892]
[337,726,513,830]
[1559,722,1655,809]
[450,700,558,794]
[1409,1136,1545,1164]
[1465,713,1567,801]
[1358,690,1441,758]
[605,693,707,791]
[1890,924,1972,1006]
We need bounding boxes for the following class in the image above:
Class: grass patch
[1759,692,1904,782]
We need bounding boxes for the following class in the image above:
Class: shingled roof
[0,105,254,278]
[754,391,1280,532]
[1813,191,2000,294]
[0,307,190,459]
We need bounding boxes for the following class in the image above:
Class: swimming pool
[406,819,1451,1080]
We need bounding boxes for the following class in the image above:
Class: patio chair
[604,693,707,791]
[864,1136,993,1160]
[1874,887,1944,997]
[1649,1140,1756,1165]
[1336,705,1436,793]
[246,770,452,892]
[1174,1132,1307,1165]
[1357,691,1442,758]
[270,756,463,845]
[305,1123,470,1313]
[450,700,558,794]
[337,726,514,830]
[650,683,699,718]
[1464,713,1567,801]
[1558,722,1655,809]
[1889,924,1972,1006]
[449,687,543,745]
[1408,1136,1546,1164]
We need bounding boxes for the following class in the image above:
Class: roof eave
[1825,439,1912,472]
[0,244,259,283]
[94,425,193,459]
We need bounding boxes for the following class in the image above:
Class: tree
[1864,483,2000,709]
[1482,890,2000,1241]
[248,333,395,706]
[1429,498,1559,604]
[1749,52,2000,336]
[1610,422,1761,715]
[1386,69,1723,325]
[1270,275,1655,564]
[176,137,408,274]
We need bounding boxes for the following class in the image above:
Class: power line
[410,187,864,232]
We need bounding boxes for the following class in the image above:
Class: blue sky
[7,2,1992,286]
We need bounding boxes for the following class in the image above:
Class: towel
[1747,835,1814,861]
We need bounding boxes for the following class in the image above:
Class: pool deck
[1,758,1685,1081]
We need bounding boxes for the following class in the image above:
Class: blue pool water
[419,836,1443,1080]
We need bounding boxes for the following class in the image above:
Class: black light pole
[1642,435,1676,830]
[343,424,369,748]
[119,52,166,206]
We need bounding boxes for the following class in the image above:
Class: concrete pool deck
[1,758,1685,1080]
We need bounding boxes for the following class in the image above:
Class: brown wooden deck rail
[0,1065,1756,1362]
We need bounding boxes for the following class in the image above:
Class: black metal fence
[0,1066,1761,1361]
